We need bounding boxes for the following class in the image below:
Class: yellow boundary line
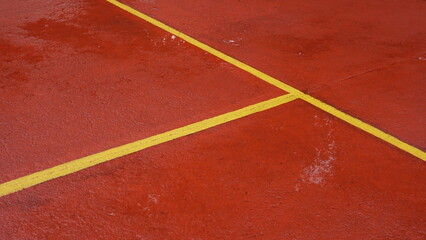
[1,0,424,198]
[0,94,297,197]
[105,0,425,160]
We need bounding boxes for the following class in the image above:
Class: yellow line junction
[105,0,425,161]
[0,0,424,199]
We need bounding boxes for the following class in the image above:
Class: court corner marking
[105,0,425,161]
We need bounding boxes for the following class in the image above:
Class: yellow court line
[105,0,425,161]
[0,94,297,197]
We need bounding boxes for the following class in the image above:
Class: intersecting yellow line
[1,0,424,199]
[0,94,297,197]
[105,0,425,161]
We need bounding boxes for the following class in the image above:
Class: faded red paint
[0,0,281,182]
[121,0,426,148]
[1,101,425,239]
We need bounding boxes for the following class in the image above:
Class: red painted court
[0,0,425,239]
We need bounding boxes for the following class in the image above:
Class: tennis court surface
[1,0,425,239]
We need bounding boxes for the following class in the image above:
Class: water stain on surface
[0,38,44,89]
[19,1,189,60]
[295,115,337,191]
